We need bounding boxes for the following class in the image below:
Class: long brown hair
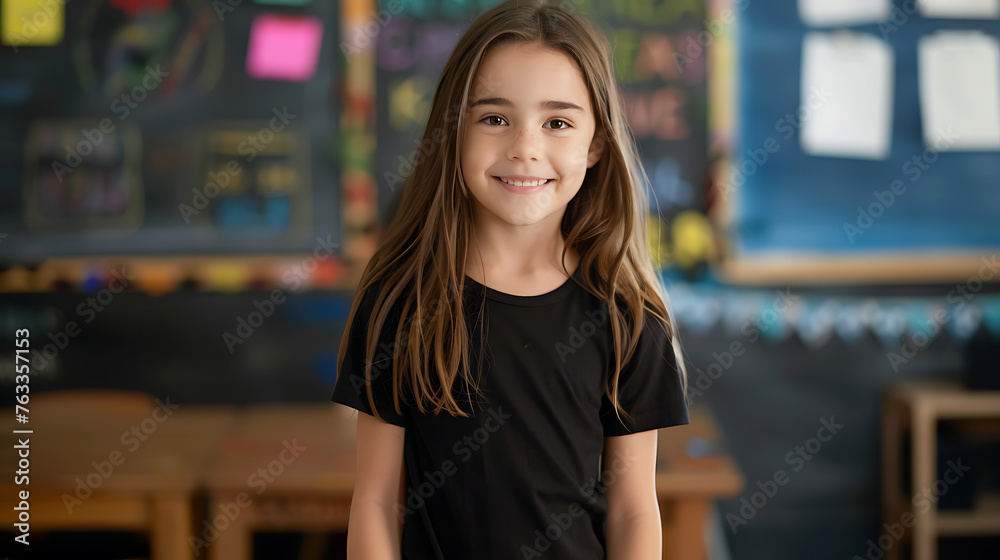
[338,0,686,427]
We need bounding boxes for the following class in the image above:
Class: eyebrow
[469,97,585,112]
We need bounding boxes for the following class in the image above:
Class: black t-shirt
[331,266,689,559]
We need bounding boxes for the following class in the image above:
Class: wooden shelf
[937,493,1000,536]
[890,379,1000,417]
[882,379,1000,560]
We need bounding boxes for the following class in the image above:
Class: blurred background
[1,0,999,559]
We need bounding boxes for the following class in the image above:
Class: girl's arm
[602,430,662,560]
[347,411,406,560]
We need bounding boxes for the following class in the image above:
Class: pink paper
[246,14,323,82]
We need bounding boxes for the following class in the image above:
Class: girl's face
[460,42,604,228]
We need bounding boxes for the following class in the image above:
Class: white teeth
[499,177,548,187]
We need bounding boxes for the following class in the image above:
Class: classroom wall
[2,1,1000,559]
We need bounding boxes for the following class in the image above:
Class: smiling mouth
[493,176,553,187]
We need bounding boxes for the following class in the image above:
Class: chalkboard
[0,0,340,261]
[373,0,708,228]
[726,0,1000,283]
[373,1,479,226]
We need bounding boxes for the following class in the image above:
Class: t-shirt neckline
[465,265,583,307]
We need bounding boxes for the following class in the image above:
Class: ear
[586,130,605,169]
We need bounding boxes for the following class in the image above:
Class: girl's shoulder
[353,276,409,330]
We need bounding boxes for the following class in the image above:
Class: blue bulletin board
[726,0,1000,284]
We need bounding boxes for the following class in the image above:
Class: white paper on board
[798,0,892,26]
[918,31,1000,151]
[800,32,894,160]
[919,0,1000,19]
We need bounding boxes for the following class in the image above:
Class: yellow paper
[2,0,64,47]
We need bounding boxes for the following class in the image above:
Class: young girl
[332,1,689,558]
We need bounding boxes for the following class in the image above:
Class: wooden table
[205,403,743,560]
[657,407,745,560]
[204,403,358,560]
[882,379,1000,560]
[0,391,237,560]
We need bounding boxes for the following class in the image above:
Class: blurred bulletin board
[373,0,708,244]
[0,0,340,260]
[725,0,1000,284]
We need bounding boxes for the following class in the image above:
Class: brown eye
[481,116,506,126]
[548,119,571,130]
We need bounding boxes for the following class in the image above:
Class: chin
[513,207,556,225]
[484,206,541,226]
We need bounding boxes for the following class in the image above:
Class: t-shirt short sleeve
[330,283,409,428]
[600,310,689,437]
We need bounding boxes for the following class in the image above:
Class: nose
[505,125,541,162]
